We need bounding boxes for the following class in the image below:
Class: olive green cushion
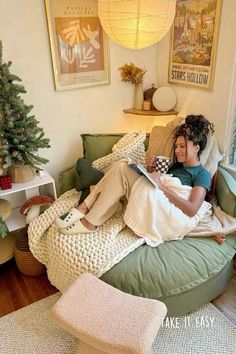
[81,133,149,162]
[75,158,104,202]
[75,159,104,190]
[101,235,236,307]
[216,167,236,217]
[59,165,77,195]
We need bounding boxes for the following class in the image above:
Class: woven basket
[14,227,46,276]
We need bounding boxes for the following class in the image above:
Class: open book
[128,160,157,188]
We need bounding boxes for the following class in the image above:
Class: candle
[143,100,151,111]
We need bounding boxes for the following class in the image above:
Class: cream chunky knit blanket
[28,189,144,292]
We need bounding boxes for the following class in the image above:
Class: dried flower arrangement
[119,63,146,86]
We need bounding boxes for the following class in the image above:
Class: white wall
[1,1,236,184]
[0,0,167,182]
[157,0,236,154]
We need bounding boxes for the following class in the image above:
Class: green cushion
[59,165,77,195]
[75,158,104,190]
[216,166,236,216]
[101,235,236,303]
[75,158,104,203]
[81,133,149,162]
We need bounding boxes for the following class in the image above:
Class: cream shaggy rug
[0,293,235,354]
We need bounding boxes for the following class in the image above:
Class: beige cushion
[51,273,167,354]
[146,116,183,159]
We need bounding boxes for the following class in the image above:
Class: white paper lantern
[98,0,176,49]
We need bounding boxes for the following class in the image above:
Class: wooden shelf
[123,108,178,116]
[0,170,57,234]
[5,208,26,232]
[0,170,56,197]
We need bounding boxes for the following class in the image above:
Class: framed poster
[45,0,110,91]
[168,0,222,90]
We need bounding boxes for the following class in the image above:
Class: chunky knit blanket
[28,189,144,292]
[92,131,147,173]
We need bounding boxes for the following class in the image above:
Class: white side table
[0,170,57,265]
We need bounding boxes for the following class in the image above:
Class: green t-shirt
[168,163,211,191]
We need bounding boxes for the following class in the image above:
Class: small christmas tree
[0,40,50,174]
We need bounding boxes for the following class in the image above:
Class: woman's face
[174,136,199,165]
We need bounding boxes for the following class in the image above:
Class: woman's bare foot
[76,201,89,215]
[211,234,226,244]
[80,217,96,231]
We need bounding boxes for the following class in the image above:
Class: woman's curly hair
[173,115,214,160]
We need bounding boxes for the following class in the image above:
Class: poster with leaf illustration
[45,0,110,90]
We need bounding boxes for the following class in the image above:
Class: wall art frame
[168,0,222,90]
[45,0,110,91]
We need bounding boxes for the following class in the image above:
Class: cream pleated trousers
[84,161,140,226]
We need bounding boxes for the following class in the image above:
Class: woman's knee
[110,160,138,180]
[110,160,128,172]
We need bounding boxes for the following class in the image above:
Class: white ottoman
[51,273,167,354]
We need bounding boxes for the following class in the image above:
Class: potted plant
[0,41,50,182]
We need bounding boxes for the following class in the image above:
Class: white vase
[134,83,143,110]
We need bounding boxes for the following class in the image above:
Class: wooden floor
[0,257,236,324]
[0,258,57,317]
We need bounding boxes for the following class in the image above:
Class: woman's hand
[149,172,163,189]
[146,155,156,173]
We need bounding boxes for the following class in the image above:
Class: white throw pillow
[200,134,223,176]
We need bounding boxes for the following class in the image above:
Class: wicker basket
[14,227,46,276]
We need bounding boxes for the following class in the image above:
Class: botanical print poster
[45,0,109,90]
[168,0,222,90]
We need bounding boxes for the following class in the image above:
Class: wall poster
[168,0,222,90]
[45,0,110,91]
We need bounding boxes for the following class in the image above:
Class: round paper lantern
[98,0,176,49]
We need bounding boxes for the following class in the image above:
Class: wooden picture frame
[168,0,222,90]
[44,0,110,91]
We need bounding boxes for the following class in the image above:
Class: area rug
[0,293,235,354]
